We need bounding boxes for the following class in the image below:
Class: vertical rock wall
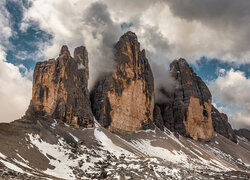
[91,31,154,133]
[212,105,237,142]
[156,59,214,140]
[26,45,94,128]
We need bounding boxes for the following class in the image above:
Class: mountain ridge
[0,31,249,179]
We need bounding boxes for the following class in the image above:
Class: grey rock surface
[212,105,237,143]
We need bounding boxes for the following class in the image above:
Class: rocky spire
[26,45,94,128]
[91,31,155,133]
[212,105,237,142]
[155,58,214,140]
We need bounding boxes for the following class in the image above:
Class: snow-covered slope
[0,118,249,179]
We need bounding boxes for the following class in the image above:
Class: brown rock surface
[91,31,154,133]
[26,45,94,128]
[156,58,214,140]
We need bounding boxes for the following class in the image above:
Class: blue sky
[5,0,51,70]
[0,0,249,129]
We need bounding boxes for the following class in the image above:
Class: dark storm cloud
[166,0,250,55]
[84,2,123,89]
[166,0,250,24]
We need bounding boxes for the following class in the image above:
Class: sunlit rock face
[26,45,94,128]
[212,105,237,143]
[91,31,154,133]
[156,59,214,140]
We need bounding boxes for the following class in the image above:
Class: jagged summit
[26,45,94,128]
[121,31,137,38]
[155,57,214,140]
[0,31,249,179]
[91,31,154,133]
[59,45,71,57]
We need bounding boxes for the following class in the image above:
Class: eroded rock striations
[26,45,94,128]
[156,59,214,140]
[91,31,154,133]
[211,105,237,143]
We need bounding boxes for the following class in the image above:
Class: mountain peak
[91,31,154,133]
[121,31,137,39]
[26,45,93,128]
[59,45,71,57]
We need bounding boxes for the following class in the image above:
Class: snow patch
[130,139,188,164]
[28,133,78,179]
[69,132,79,142]
[94,128,132,157]
[0,159,24,173]
[50,119,57,129]
[78,63,85,70]
[0,152,7,159]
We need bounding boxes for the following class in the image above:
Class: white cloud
[0,0,32,123]
[209,69,250,129]
[0,61,32,123]
[19,0,250,91]
[21,0,123,90]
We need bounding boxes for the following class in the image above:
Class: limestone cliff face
[91,31,154,133]
[156,59,214,140]
[26,45,94,128]
[212,105,237,143]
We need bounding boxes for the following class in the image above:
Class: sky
[0,0,249,130]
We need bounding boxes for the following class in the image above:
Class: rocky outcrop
[234,129,250,141]
[26,45,94,128]
[91,31,154,133]
[211,105,237,143]
[153,105,164,131]
[156,59,214,140]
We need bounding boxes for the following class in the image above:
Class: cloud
[12,0,250,127]
[0,0,32,123]
[21,0,124,90]
[83,2,122,89]
[0,0,12,54]
[20,0,250,64]
[0,61,32,123]
[165,0,250,63]
[209,69,250,129]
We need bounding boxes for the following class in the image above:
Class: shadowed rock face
[26,45,94,128]
[156,59,214,140]
[91,31,154,133]
[153,105,164,131]
[212,105,237,143]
